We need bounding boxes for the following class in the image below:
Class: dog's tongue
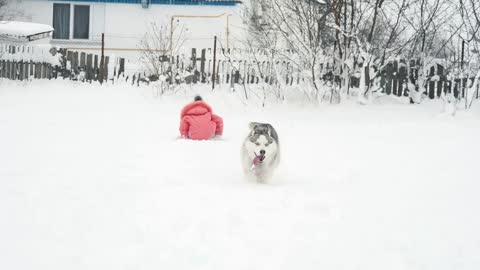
[253,154,265,166]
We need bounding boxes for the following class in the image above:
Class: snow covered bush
[240,0,480,107]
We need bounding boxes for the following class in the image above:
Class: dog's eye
[255,142,260,146]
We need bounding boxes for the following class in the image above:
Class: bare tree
[242,0,479,105]
[0,0,10,58]
[0,0,22,21]
[403,0,453,91]
[0,0,10,20]
[138,22,188,95]
[243,0,333,102]
[329,0,412,103]
[453,0,480,108]
[138,22,188,78]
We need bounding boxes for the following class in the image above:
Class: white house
[8,0,245,59]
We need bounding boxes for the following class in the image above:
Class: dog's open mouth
[253,152,265,166]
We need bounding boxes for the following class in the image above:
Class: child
[179,96,223,140]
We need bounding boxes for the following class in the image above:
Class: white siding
[10,1,246,58]
[90,3,106,41]
[103,4,244,49]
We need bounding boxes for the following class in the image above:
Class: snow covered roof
[0,21,54,42]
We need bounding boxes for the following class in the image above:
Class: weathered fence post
[119,58,125,78]
[100,33,105,84]
[200,49,206,83]
[392,60,398,96]
[212,36,217,90]
[385,62,393,95]
[436,65,444,98]
[428,65,435,99]
[86,54,93,82]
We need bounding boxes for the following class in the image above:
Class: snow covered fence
[0,43,308,85]
[0,43,61,80]
[57,48,111,83]
[0,43,126,83]
[378,59,480,101]
[110,47,309,87]
[156,48,303,86]
[1,40,479,103]
[55,46,295,87]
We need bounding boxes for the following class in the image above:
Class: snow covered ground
[0,80,479,270]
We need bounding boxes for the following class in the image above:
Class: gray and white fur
[241,122,280,183]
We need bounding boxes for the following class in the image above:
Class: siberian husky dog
[241,122,280,183]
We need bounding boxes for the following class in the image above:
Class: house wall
[10,0,105,44]
[103,4,244,50]
[10,0,246,60]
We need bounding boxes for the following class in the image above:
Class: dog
[241,122,280,183]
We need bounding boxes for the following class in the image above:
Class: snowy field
[1,80,480,270]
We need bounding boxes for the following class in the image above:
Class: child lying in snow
[179,96,224,140]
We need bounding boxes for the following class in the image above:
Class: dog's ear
[266,123,273,137]
[266,123,279,142]
[248,122,257,137]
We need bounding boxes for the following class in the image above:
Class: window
[73,5,90,39]
[53,3,70,39]
[52,4,90,40]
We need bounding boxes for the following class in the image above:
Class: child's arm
[211,114,223,136]
[179,117,190,138]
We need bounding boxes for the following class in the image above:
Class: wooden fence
[0,44,118,83]
[0,60,54,80]
[1,43,479,101]
[56,48,113,83]
[148,48,302,86]
[377,59,480,99]
[0,44,57,80]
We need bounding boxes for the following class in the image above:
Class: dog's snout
[260,150,266,156]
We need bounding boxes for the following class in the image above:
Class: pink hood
[181,101,213,118]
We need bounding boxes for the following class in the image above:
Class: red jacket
[179,101,223,140]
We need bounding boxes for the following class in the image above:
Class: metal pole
[226,14,231,49]
[212,36,217,91]
[170,16,174,61]
[100,33,105,84]
[462,40,467,108]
